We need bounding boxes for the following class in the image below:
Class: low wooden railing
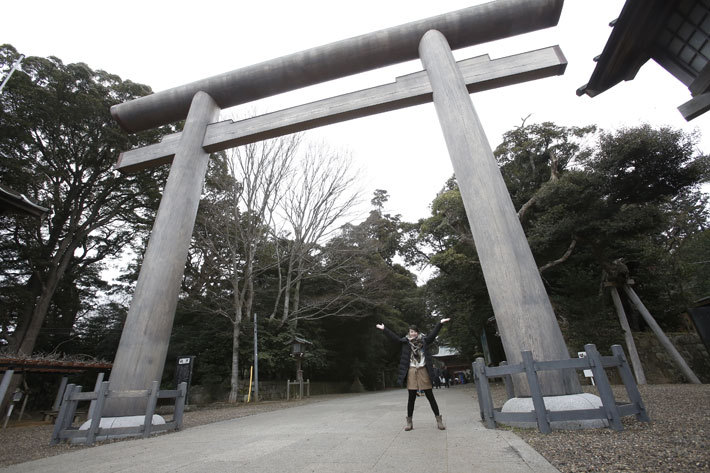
[50,381,187,446]
[473,344,650,434]
[286,378,310,400]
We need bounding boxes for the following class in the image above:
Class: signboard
[175,355,196,404]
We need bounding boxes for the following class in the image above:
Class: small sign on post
[578,351,595,385]
[175,356,196,405]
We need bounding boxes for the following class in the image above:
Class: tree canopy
[0,44,170,358]
[412,122,708,355]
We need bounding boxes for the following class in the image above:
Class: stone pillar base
[501,394,608,429]
[76,415,165,443]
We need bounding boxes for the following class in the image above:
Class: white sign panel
[578,351,594,378]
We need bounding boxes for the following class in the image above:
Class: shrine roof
[0,356,112,374]
[0,183,48,219]
[577,0,710,119]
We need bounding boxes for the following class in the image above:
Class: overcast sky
[4,0,709,225]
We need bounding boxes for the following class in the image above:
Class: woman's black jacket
[382,322,443,387]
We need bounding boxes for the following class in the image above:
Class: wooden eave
[0,357,112,373]
[577,0,675,97]
[0,183,48,219]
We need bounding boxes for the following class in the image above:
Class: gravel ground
[0,385,708,471]
[492,384,710,472]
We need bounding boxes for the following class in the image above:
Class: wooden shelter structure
[0,356,111,425]
[0,183,48,219]
[0,357,111,374]
[577,0,710,120]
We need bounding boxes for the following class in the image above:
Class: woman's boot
[435,415,445,430]
[405,416,413,431]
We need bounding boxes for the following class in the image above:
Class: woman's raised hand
[375,323,384,330]
[441,318,451,324]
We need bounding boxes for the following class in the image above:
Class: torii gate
[106,0,580,416]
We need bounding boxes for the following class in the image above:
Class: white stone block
[79,415,165,430]
[501,394,608,429]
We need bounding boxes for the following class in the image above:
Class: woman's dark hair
[408,324,419,333]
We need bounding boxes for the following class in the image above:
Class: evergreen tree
[0,44,170,356]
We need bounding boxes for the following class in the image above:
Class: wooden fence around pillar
[50,381,187,446]
[473,344,650,434]
[286,379,310,400]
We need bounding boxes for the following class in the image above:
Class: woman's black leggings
[407,389,439,417]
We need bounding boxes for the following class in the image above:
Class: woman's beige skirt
[407,366,433,390]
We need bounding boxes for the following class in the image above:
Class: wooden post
[3,400,14,429]
[174,382,187,430]
[143,381,160,438]
[51,376,68,412]
[17,390,28,422]
[499,361,515,400]
[473,361,485,421]
[584,344,622,431]
[610,345,650,422]
[623,285,701,384]
[86,381,109,445]
[419,29,579,397]
[609,287,646,384]
[105,91,221,416]
[521,351,551,434]
[66,385,81,429]
[87,372,105,420]
[51,384,78,445]
[0,370,14,415]
[253,312,259,402]
[473,359,496,428]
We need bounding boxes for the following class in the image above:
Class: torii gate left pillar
[103,92,219,415]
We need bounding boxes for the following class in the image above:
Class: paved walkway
[1,386,559,473]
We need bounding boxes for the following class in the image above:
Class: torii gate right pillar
[419,29,580,396]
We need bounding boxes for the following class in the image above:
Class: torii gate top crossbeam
[111,0,563,133]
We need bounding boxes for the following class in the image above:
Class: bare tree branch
[539,238,577,273]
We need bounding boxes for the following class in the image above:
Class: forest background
[1,45,709,406]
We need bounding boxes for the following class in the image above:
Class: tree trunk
[16,276,61,355]
[228,243,256,403]
[8,231,80,356]
[10,253,72,355]
[280,249,297,325]
[228,319,241,403]
[5,275,41,354]
[292,279,302,316]
[3,229,86,412]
